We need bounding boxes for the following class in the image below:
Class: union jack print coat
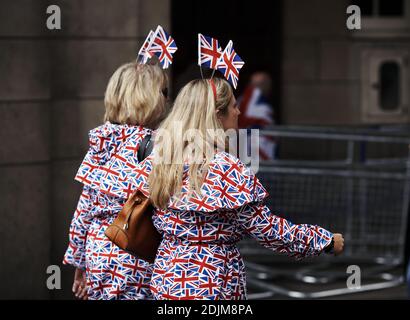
[63,122,154,300]
[98,151,334,300]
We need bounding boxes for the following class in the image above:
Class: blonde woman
[99,78,344,300]
[63,62,169,300]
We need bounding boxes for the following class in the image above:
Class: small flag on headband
[147,25,178,69]
[137,30,155,64]
[198,34,222,70]
[216,41,245,89]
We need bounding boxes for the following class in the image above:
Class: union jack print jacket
[63,122,152,269]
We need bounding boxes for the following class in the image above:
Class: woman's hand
[333,233,344,256]
[73,268,88,300]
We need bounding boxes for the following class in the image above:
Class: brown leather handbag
[104,189,161,263]
[104,134,161,263]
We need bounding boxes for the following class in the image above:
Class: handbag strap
[137,134,153,162]
[121,134,153,229]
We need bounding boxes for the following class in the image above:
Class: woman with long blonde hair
[122,78,344,299]
[63,62,169,300]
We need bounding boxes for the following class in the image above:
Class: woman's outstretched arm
[237,202,343,259]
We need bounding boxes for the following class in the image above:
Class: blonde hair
[104,62,168,129]
[149,78,234,209]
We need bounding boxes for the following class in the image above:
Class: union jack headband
[136,26,178,69]
[198,34,245,89]
[136,30,155,64]
[198,34,222,71]
[208,79,217,102]
[216,41,245,89]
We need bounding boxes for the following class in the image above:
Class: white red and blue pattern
[198,33,222,70]
[147,25,178,69]
[63,122,154,300]
[98,151,334,300]
[137,30,155,64]
[216,41,245,89]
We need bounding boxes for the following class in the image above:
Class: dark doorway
[171,0,283,123]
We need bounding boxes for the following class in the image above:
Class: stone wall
[281,0,357,125]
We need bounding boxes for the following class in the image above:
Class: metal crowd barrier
[239,126,410,299]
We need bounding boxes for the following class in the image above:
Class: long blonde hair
[149,78,233,209]
[104,62,168,128]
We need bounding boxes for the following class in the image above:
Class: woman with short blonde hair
[104,63,168,128]
[63,61,169,300]
[128,78,344,300]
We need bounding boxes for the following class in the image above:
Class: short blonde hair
[104,62,168,129]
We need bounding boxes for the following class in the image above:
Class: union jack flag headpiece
[145,25,178,69]
[216,40,245,89]
[198,33,222,70]
[137,30,155,64]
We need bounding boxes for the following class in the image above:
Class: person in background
[238,71,278,161]
[63,62,169,300]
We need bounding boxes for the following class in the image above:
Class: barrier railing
[240,126,410,299]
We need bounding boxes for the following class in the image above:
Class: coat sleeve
[63,185,94,269]
[236,201,334,260]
